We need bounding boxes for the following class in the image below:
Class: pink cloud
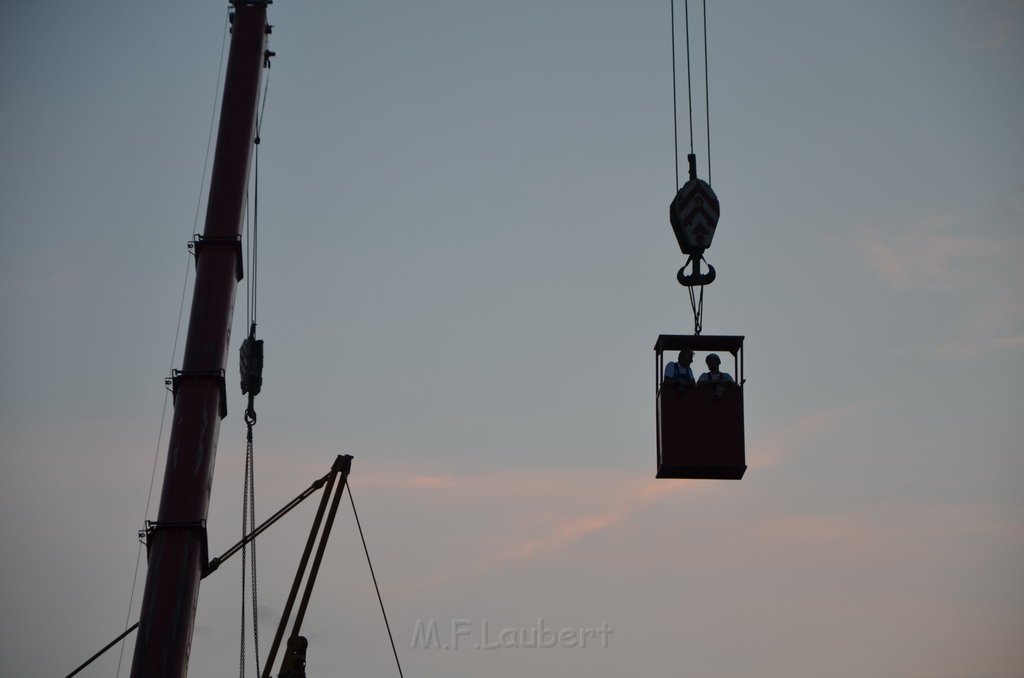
[993,335,1024,349]
[371,473,460,490]
[731,501,1024,571]
[479,510,622,567]
[357,469,698,595]
[737,514,886,556]
[358,402,868,588]
[844,219,1019,291]
[952,2,1020,50]
[925,334,1024,360]
[750,403,868,469]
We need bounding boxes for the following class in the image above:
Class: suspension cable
[703,0,711,184]
[670,0,679,189]
[683,0,694,155]
[688,281,704,335]
[671,0,716,337]
[247,69,270,328]
[240,68,271,678]
[349,484,405,678]
[670,0,713,186]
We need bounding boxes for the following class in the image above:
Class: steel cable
[348,484,405,678]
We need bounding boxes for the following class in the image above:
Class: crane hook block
[678,262,716,287]
[239,333,264,396]
[669,178,720,256]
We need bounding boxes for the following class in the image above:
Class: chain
[240,395,261,677]
[248,401,261,678]
[239,426,248,678]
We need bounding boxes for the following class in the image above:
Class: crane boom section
[130,3,268,676]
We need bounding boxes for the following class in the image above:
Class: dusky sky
[1,1,1022,676]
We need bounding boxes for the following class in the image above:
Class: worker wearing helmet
[697,353,736,396]
[664,350,696,386]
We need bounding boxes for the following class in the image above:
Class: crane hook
[677,254,716,287]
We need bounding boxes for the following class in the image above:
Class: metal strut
[262,454,353,678]
[67,460,340,677]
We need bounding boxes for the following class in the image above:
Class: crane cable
[671,0,713,334]
[670,0,679,189]
[240,66,271,678]
[702,0,711,185]
[349,483,406,678]
[115,8,232,678]
[689,285,704,335]
[671,0,711,184]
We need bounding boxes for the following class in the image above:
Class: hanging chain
[239,430,248,678]
[242,396,261,677]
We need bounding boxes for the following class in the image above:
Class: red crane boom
[130,3,269,675]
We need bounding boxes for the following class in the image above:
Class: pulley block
[669,177,720,256]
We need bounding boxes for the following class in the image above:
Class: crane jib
[129,3,270,676]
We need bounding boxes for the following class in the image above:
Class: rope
[348,484,405,678]
[116,10,231,677]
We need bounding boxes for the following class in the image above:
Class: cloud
[728,501,1024,579]
[351,401,868,586]
[471,476,692,570]
[749,403,868,470]
[353,402,865,590]
[352,468,698,595]
[378,474,461,490]
[924,334,1024,360]
[843,219,1019,291]
[477,510,622,567]
[0,250,87,299]
[952,1,1021,50]
[735,514,886,560]
[842,210,1024,353]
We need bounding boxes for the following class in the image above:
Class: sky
[1,1,1023,676]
